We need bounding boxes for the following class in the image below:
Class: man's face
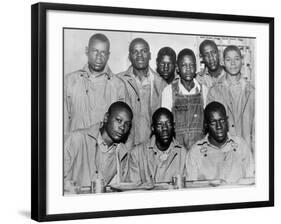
[207,110,228,145]
[157,55,176,81]
[224,50,242,76]
[201,44,220,72]
[153,113,174,147]
[177,55,196,82]
[104,109,132,143]
[86,39,110,72]
[129,41,151,71]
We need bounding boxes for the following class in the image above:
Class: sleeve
[128,147,142,183]
[64,75,71,137]
[240,139,255,178]
[63,132,82,193]
[185,147,200,181]
[206,86,217,105]
[64,133,80,181]
[116,76,130,104]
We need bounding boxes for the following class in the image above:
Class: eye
[124,122,132,129]
[209,121,216,126]
[116,118,122,123]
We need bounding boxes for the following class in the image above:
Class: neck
[133,67,149,81]
[88,64,105,76]
[227,73,241,84]
[100,127,114,147]
[208,135,228,148]
[156,141,170,152]
[209,66,222,78]
[181,79,195,92]
[166,74,175,84]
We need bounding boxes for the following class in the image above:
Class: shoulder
[116,67,132,79]
[188,138,209,156]
[65,68,87,81]
[231,135,250,151]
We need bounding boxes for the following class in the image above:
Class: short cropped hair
[129,38,150,52]
[199,39,218,55]
[107,101,133,119]
[88,33,110,48]
[177,48,196,65]
[156,47,176,63]
[223,45,242,59]
[204,101,227,124]
[152,107,174,125]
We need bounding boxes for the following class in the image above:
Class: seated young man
[186,101,254,184]
[64,101,133,194]
[129,107,187,184]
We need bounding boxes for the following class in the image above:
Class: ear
[148,51,151,61]
[151,125,155,134]
[85,46,89,56]
[103,112,109,124]
[176,64,180,74]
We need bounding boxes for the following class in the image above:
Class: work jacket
[64,64,129,137]
[64,123,129,192]
[118,66,166,145]
[207,74,255,154]
[128,136,187,183]
[186,134,255,183]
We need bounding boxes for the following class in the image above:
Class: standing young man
[64,33,128,137]
[156,47,177,84]
[207,45,255,154]
[197,39,226,90]
[118,38,166,146]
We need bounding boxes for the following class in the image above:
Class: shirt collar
[82,64,113,79]
[97,131,118,153]
[200,133,237,150]
[178,78,201,94]
[148,135,181,154]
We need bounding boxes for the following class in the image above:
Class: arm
[128,147,142,183]
[63,132,82,193]
[64,75,71,137]
[185,147,200,181]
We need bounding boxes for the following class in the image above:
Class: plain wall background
[0,0,279,223]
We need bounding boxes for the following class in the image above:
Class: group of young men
[64,33,255,194]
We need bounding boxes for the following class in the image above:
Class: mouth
[161,133,170,139]
[216,132,224,137]
[115,132,124,138]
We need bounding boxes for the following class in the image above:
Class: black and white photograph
[30,2,274,222]
[63,28,256,195]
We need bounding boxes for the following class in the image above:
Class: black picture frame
[31,2,274,222]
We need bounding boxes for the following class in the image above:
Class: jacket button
[137,98,140,101]
[154,152,157,155]
[232,124,235,127]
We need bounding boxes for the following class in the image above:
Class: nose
[119,123,125,132]
[216,121,222,130]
